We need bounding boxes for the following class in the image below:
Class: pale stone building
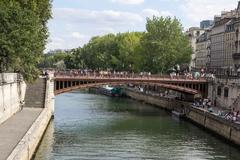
[233,18,240,70]
[208,77,240,111]
[186,27,205,70]
[224,19,235,68]
[209,1,240,70]
[195,30,211,69]
[210,18,231,68]
[207,2,240,111]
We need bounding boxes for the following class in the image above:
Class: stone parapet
[123,88,192,113]
[187,107,240,146]
[0,73,26,124]
[6,75,55,160]
[0,73,21,85]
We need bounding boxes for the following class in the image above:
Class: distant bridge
[54,74,208,98]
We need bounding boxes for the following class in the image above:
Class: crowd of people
[47,68,215,81]
[193,98,240,123]
[51,69,170,79]
[192,98,213,112]
[169,67,215,80]
[54,69,144,78]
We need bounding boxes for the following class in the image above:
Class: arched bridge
[54,74,208,98]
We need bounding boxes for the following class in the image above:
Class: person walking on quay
[207,100,213,112]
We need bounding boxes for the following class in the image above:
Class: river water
[34,90,240,160]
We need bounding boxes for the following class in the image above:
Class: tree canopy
[0,0,52,81]
[140,16,192,73]
[42,16,192,74]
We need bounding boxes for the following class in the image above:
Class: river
[34,90,240,160]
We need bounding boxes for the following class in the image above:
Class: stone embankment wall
[187,107,240,146]
[208,77,240,110]
[0,73,26,124]
[7,75,55,160]
[124,88,240,146]
[123,88,191,113]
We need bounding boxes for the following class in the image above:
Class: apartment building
[186,27,205,70]
[195,30,211,69]
[210,18,231,68]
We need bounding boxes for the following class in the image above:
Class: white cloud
[142,9,173,18]
[181,0,238,24]
[53,8,143,26]
[46,7,173,51]
[111,0,144,5]
[97,27,115,35]
[46,30,91,51]
[46,0,240,51]
[71,32,86,39]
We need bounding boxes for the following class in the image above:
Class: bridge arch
[54,76,207,98]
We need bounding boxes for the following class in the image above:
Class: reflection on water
[34,90,240,160]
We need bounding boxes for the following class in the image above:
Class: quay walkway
[0,78,48,160]
[0,108,42,160]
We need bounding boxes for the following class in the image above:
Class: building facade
[186,27,205,70]
[207,2,240,111]
[209,18,230,68]
[208,2,240,70]
[224,19,235,68]
[233,18,240,70]
[208,77,240,110]
[195,31,209,69]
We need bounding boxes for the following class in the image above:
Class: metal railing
[54,72,207,81]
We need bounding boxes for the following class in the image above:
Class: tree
[81,34,119,70]
[117,32,143,72]
[39,16,191,74]
[0,0,52,82]
[140,16,192,73]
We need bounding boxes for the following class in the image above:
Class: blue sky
[46,0,239,51]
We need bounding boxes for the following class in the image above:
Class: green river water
[34,90,240,160]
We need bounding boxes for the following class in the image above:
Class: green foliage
[39,50,69,69]
[0,0,52,82]
[140,16,192,73]
[41,16,192,74]
[76,32,143,71]
[117,32,143,71]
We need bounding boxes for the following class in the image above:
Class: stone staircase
[231,94,240,109]
[24,78,46,108]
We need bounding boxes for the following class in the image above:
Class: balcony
[233,52,240,59]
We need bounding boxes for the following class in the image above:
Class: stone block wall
[123,88,192,112]
[7,74,55,160]
[186,107,240,146]
[187,108,206,126]
[0,73,26,124]
[208,77,240,110]
[125,90,172,110]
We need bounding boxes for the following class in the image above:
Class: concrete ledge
[6,107,53,160]
[124,88,191,111]
[0,73,19,85]
[187,107,240,146]
[6,75,54,160]
[0,73,26,125]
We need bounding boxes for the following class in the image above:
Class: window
[217,86,222,96]
[196,31,200,36]
[224,87,229,97]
